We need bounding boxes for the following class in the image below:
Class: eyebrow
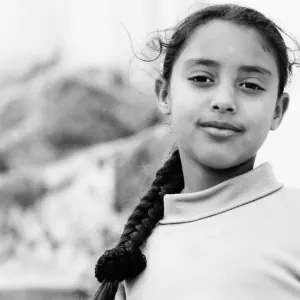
[184,58,220,68]
[184,58,273,77]
[238,65,272,77]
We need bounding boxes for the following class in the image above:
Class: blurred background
[0,0,299,299]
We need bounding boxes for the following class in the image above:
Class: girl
[92,3,300,300]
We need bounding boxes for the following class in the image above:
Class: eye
[240,82,265,91]
[188,76,214,84]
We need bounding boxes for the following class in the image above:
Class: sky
[0,0,299,186]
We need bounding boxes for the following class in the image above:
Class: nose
[210,86,237,114]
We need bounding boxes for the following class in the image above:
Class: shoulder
[270,185,300,221]
[276,185,300,199]
[272,185,300,205]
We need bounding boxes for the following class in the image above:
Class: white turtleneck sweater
[116,162,300,300]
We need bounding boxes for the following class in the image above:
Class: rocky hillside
[0,63,175,299]
[0,125,175,292]
[0,64,160,170]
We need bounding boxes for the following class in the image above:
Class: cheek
[171,104,199,136]
[169,94,197,129]
[169,80,203,128]
[243,105,274,149]
[250,99,275,128]
[242,89,277,132]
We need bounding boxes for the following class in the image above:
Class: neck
[179,149,256,193]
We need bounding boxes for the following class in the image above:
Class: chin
[204,160,239,170]
[199,153,251,170]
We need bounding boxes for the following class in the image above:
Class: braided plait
[118,147,183,248]
[91,148,184,300]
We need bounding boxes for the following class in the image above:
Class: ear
[270,92,290,131]
[155,78,171,115]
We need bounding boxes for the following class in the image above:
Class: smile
[202,126,240,138]
[198,120,244,139]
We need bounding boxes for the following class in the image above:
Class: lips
[199,121,244,132]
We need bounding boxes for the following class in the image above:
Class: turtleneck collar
[159,162,283,225]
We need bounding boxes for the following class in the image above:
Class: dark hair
[91,4,299,300]
[152,4,299,96]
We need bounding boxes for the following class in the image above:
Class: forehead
[175,20,278,75]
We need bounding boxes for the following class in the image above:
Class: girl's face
[157,20,289,169]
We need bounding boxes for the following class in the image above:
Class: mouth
[199,121,244,132]
[198,120,244,139]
